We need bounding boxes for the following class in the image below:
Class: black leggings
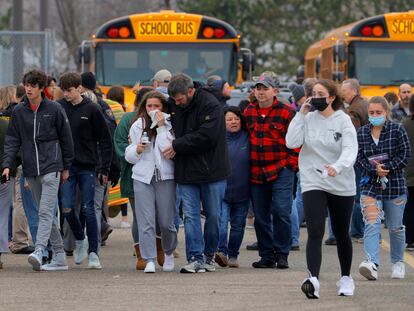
[302,190,354,278]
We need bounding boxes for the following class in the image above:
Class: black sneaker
[246,241,259,251]
[252,258,275,268]
[65,250,73,257]
[291,245,300,251]
[324,238,337,245]
[276,254,289,269]
[12,245,35,254]
[406,243,414,251]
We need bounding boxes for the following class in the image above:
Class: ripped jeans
[361,195,407,266]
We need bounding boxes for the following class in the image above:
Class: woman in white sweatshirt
[125,91,177,273]
[286,79,358,299]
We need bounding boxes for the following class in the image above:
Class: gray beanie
[291,84,305,102]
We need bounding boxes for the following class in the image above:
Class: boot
[156,237,164,266]
[134,244,146,270]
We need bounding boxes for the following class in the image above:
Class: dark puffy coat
[170,82,231,184]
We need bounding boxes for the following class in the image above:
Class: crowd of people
[0,67,413,300]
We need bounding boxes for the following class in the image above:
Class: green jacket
[114,111,135,197]
[402,116,414,187]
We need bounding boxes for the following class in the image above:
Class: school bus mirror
[296,65,305,79]
[77,44,91,65]
[332,71,344,82]
[241,50,255,80]
[334,43,346,63]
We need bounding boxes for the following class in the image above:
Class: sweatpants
[26,172,64,254]
[133,178,177,261]
[302,190,354,278]
[0,178,14,253]
[129,197,139,244]
[94,181,106,251]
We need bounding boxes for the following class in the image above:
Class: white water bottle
[141,131,150,144]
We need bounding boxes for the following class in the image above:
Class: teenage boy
[2,69,74,271]
[58,72,112,269]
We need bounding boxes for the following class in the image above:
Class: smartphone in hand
[1,174,9,184]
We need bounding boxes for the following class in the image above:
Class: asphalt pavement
[1,215,413,311]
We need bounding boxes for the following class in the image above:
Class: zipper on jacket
[55,142,58,160]
[33,111,41,176]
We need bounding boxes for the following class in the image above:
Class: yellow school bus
[79,10,253,211]
[302,11,414,98]
[80,10,253,108]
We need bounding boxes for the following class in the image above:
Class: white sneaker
[301,275,320,299]
[87,252,102,269]
[163,254,174,272]
[144,261,156,273]
[359,260,378,280]
[120,221,131,229]
[41,252,68,271]
[336,276,355,296]
[391,262,405,279]
[28,248,43,271]
[74,238,89,265]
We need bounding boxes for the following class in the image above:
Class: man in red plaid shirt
[244,74,298,269]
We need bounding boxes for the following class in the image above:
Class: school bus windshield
[95,42,237,86]
[349,41,414,86]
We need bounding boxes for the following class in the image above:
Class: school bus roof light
[107,27,119,38]
[372,25,384,37]
[203,27,214,38]
[360,26,373,37]
[118,26,131,38]
[214,28,226,38]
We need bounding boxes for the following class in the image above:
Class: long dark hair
[136,91,167,140]
[224,106,247,131]
[315,79,344,111]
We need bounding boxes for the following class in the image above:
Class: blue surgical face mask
[369,115,385,126]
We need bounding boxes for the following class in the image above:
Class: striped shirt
[244,99,298,184]
[356,121,411,200]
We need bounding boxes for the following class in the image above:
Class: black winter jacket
[204,81,228,106]
[58,97,112,173]
[2,96,74,177]
[170,82,231,184]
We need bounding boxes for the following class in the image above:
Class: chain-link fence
[0,29,55,85]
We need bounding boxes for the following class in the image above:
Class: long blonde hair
[0,85,17,111]
[369,96,391,121]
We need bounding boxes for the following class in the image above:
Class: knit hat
[81,72,96,90]
[291,84,305,102]
[152,69,172,83]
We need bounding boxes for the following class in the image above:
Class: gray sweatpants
[26,172,64,254]
[133,178,177,261]
[0,177,14,253]
[129,197,139,244]
[94,181,106,252]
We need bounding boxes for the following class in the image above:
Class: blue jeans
[291,173,303,247]
[351,167,364,238]
[362,195,407,265]
[60,166,98,254]
[179,180,226,263]
[218,200,249,258]
[251,167,294,261]
[174,186,183,232]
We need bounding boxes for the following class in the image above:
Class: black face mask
[311,97,329,111]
